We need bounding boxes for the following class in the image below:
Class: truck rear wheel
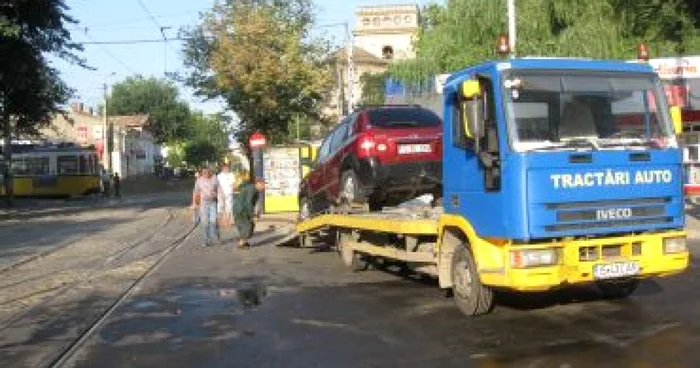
[337,230,367,272]
[597,278,639,299]
[451,245,493,316]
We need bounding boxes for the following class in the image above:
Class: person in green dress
[233,177,265,248]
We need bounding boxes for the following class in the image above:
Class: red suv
[299,105,443,218]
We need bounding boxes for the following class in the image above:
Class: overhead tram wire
[81,31,138,74]
[68,9,203,30]
[135,0,170,74]
[74,37,205,45]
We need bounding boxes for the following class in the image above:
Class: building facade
[40,102,158,178]
[328,4,420,121]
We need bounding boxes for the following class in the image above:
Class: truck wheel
[299,197,312,221]
[340,170,361,205]
[451,245,493,316]
[337,231,367,272]
[597,279,639,299]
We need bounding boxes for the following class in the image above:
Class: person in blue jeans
[191,167,220,246]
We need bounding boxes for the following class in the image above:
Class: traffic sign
[249,131,267,149]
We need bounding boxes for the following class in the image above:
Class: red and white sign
[649,57,700,79]
[248,131,267,149]
[76,126,88,142]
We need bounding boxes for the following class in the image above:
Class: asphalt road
[68,234,699,368]
[0,196,698,368]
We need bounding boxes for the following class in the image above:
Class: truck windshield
[502,71,677,152]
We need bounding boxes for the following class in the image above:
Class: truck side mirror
[670,106,682,135]
[460,80,484,139]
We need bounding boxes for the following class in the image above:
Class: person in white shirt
[217,164,236,228]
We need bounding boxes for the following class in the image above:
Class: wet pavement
[1,195,699,367]
[61,231,700,368]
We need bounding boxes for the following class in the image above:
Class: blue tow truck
[297,58,689,316]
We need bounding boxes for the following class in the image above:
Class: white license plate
[398,144,432,154]
[593,261,640,280]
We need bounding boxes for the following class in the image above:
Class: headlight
[663,237,687,254]
[510,249,559,268]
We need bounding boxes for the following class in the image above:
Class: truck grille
[543,197,672,233]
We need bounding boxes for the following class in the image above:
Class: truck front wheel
[596,278,639,299]
[451,245,493,316]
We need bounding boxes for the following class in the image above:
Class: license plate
[593,261,640,280]
[398,144,431,154]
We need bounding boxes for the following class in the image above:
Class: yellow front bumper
[479,230,690,292]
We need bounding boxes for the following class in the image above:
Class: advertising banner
[262,147,302,213]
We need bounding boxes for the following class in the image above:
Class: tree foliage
[391,0,700,81]
[181,0,334,151]
[108,76,192,144]
[182,112,231,168]
[359,72,388,106]
[0,0,83,205]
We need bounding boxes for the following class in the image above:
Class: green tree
[1,0,83,205]
[183,112,230,168]
[108,76,192,144]
[359,72,387,106]
[391,0,700,81]
[181,0,334,153]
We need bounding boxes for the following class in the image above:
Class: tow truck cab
[440,58,688,285]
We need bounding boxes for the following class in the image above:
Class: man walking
[216,164,235,232]
[233,177,265,248]
[112,173,121,199]
[191,167,219,246]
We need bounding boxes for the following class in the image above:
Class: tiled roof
[109,114,149,127]
[337,47,388,66]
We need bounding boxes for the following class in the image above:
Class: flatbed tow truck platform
[295,206,688,316]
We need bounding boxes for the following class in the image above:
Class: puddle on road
[98,280,269,346]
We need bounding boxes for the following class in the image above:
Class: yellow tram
[0,146,101,197]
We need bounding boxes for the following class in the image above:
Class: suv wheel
[299,197,312,220]
[340,170,361,205]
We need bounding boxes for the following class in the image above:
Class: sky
[56,0,437,115]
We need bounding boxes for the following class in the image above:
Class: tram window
[91,154,99,174]
[13,157,50,176]
[58,156,79,174]
[79,155,88,174]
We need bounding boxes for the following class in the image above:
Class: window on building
[382,45,394,60]
[58,155,79,174]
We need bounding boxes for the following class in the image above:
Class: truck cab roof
[444,58,657,95]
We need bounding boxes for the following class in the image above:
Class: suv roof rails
[354,103,423,110]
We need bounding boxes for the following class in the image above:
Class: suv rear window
[367,108,441,128]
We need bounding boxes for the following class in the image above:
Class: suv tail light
[357,135,376,157]
[357,134,388,158]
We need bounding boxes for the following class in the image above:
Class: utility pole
[345,22,355,113]
[103,83,109,172]
[507,0,516,54]
[102,72,116,172]
[159,26,171,76]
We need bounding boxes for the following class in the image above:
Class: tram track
[0,207,197,367]
[0,207,169,276]
[0,209,177,328]
[0,211,173,294]
[46,218,196,368]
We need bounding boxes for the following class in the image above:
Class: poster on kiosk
[648,56,700,195]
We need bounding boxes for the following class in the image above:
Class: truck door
[444,75,506,236]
